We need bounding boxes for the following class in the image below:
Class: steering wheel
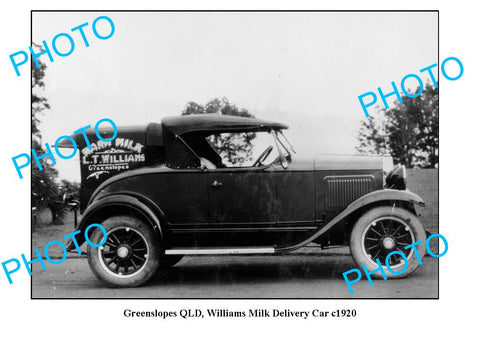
[252,146,273,167]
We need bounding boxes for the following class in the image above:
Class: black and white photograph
[1,1,478,339]
[30,11,439,298]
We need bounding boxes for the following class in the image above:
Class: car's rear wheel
[87,215,161,287]
[349,206,426,279]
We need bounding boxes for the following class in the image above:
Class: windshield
[206,131,280,167]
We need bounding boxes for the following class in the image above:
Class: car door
[273,161,316,224]
[208,165,276,226]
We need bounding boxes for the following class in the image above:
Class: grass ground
[406,168,439,234]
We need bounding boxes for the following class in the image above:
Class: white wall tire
[87,215,161,287]
[350,206,427,279]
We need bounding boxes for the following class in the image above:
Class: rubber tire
[349,206,427,279]
[159,255,184,269]
[87,215,161,287]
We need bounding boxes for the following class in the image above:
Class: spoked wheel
[350,206,427,279]
[87,216,161,287]
[363,216,415,269]
[100,227,149,276]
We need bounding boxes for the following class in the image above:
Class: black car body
[61,114,427,287]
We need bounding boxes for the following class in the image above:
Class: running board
[165,247,275,255]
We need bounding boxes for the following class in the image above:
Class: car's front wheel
[349,206,427,279]
[87,215,161,287]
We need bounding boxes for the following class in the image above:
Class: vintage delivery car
[62,114,427,287]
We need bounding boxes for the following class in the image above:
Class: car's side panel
[208,168,276,224]
[84,157,400,251]
[273,165,315,223]
[97,169,304,248]
[102,171,209,225]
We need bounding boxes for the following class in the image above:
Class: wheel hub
[382,236,395,250]
[116,244,132,259]
[99,227,149,277]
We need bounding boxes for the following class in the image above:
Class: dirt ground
[31,213,439,299]
[32,250,439,299]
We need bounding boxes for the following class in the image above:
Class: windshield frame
[273,130,293,165]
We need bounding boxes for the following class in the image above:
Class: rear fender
[65,194,163,251]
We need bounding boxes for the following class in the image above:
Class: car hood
[288,154,382,171]
[314,154,383,170]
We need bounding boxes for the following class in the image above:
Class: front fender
[65,194,163,251]
[345,188,425,210]
[275,189,424,253]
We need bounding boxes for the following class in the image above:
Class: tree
[181,97,255,165]
[357,83,438,168]
[31,43,66,224]
[182,97,253,117]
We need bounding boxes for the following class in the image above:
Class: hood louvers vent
[325,175,375,211]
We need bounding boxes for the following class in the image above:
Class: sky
[32,11,438,181]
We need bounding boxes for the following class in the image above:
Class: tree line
[357,82,438,168]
